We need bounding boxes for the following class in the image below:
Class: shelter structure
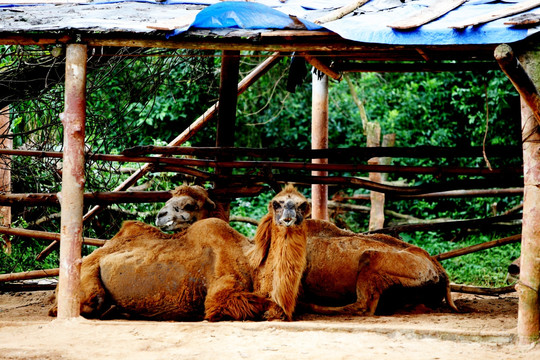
[1,0,540,344]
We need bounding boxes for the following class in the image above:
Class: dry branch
[0,226,106,246]
[450,283,516,296]
[0,268,59,282]
[434,234,521,261]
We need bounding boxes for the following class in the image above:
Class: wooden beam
[215,50,240,219]
[495,44,540,128]
[516,46,540,345]
[121,145,522,160]
[0,106,11,254]
[57,43,87,319]
[311,73,329,220]
[0,226,105,246]
[0,268,59,282]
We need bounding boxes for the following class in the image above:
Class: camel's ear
[204,197,216,210]
[248,213,273,268]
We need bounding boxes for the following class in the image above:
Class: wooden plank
[389,0,466,30]
[504,12,540,26]
[146,12,199,31]
[450,0,540,29]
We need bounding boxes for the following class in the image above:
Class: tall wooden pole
[215,50,240,219]
[311,72,328,220]
[0,106,11,254]
[57,43,87,319]
[514,47,540,345]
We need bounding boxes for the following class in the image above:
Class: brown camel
[248,184,311,321]
[49,218,267,321]
[249,185,457,317]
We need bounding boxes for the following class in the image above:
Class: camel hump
[115,220,164,238]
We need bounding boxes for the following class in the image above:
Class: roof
[1,0,540,63]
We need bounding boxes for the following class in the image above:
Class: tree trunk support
[311,72,329,220]
[497,43,540,345]
[215,50,240,220]
[57,43,87,319]
[0,106,11,254]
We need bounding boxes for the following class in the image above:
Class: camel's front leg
[204,275,268,321]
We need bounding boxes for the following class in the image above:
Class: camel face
[155,185,217,231]
[156,195,204,231]
[270,191,310,228]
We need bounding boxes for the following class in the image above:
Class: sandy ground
[0,289,539,360]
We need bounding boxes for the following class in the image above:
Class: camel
[49,218,267,321]
[156,184,458,317]
[248,184,311,320]
[155,184,227,231]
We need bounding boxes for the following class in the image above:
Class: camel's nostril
[157,211,166,219]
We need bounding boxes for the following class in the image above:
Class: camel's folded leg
[204,275,269,321]
[49,249,110,318]
[304,249,446,316]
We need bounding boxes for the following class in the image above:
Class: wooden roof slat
[504,12,540,26]
[450,0,540,29]
[388,0,466,30]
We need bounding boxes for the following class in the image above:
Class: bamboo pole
[516,47,540,345]
[311,72,329,220]
[57,43,87,319]
[434,234,521,261]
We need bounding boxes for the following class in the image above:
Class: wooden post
[0,106,11,254]
[57,43,87,319]
[513,47,540,345]
[311,72,328,220]
[215,50,240,220]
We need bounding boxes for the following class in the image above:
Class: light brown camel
[249,185,457,317]
[248,184,311,321]
[155,184,227,231]
[49,218,267,321]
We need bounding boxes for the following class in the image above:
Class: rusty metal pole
[57,44,87,319]
[311,72,328,220]
[516,49,540,345]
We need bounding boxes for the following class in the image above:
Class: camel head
[155,185,216,231]
[269,184,311,228]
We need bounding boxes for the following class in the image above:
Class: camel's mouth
[157,219,195,231]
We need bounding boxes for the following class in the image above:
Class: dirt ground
[0,289,539,360]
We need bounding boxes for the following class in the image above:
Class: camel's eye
[272,201,282,211]
[184,204,197,212]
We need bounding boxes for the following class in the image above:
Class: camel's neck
[269,223,308,319]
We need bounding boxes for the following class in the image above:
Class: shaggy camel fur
[249,184,311,321]
[49,219,267,321]
[155,184,226,231]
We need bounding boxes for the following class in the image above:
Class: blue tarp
[166,0,540,45]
